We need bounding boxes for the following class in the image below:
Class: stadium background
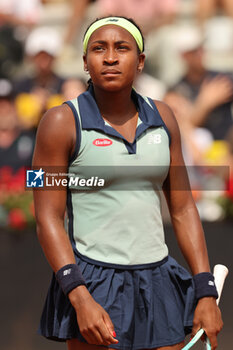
[0,0,232,349]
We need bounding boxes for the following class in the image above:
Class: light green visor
[83,17,144,54]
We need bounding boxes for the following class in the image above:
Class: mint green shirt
[66,87,170,266]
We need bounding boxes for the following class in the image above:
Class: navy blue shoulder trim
[64,100,81,165]
[147,97,171,146]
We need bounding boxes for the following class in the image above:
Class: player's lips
[101,69,121,75]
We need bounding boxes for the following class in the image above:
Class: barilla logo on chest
[93,138,113,147]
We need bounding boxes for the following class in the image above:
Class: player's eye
[118,45,129,50]
[92,45,104,51]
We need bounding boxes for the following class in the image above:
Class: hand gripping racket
[182,264,228,350]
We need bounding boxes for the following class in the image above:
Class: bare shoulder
[33,104,76,165]
[38,104,75,136]
[153,99,180,141]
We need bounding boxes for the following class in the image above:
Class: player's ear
[83,54,88,72]
[137,53,145,73]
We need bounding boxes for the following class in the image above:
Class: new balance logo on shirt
[147,134,162,144]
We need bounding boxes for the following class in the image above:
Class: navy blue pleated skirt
[38,255,196,349]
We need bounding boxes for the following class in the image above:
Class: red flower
[0,166,25,193]
[8,208,27,230]
[225,176,233,201]
[7,168,25,193]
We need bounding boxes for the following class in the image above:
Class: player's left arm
[155,100,223,350]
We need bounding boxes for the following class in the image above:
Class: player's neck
[93,86,136,122]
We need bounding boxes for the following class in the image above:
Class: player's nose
[103,47,118,65]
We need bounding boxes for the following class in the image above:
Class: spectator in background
[0,79,35,171]
[0,0,42,78]
[14,26,64,128]
[0,78,36,230]
[163,90,213,166]
[169,26,233,141]
[15,26,64,95]
[0,24,23,79]
[14,76,87,130]
[45,76,87,116]
[164,27,233,221]
[61,77,86,101]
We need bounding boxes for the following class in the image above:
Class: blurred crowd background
[0,0,233,230]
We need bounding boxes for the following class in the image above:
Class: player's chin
[100,77,134,92]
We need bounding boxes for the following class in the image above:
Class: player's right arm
[33,105,118,346]
[33,104,76,271]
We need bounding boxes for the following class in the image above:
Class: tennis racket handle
[213,264,229,305]
[204,266,228,350]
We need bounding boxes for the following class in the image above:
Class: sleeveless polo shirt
[65,86,171,267]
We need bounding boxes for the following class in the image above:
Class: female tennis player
[33,16,223,350]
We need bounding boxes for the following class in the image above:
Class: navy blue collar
[77,85,167,153]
